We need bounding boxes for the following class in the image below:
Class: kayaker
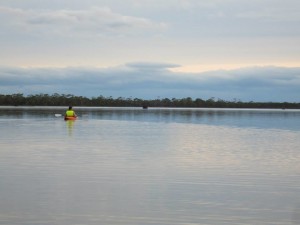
[65,106,77,118]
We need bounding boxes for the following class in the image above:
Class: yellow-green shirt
[65,110,75,117]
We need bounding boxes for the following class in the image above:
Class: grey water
[0,106,300,225]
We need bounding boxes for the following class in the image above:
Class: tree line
[0,93,299,109]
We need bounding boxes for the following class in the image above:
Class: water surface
[0,107,299,224]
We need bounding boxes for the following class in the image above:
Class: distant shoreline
[1,93,299,109]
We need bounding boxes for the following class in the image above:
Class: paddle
[55,113,81,118]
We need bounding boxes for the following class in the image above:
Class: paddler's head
[69,106,72,110]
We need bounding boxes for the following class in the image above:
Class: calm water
[0,106,300,225]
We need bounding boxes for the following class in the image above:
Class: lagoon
[0,107,300,225]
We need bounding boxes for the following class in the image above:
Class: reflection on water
[66,120,75,136]
[1,106,300,130]
[0,107,299,225]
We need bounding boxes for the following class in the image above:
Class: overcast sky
[0,0,299,101]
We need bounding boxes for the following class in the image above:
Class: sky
[0,0,299,102]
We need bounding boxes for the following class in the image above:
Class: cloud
[0,6,167,37]
[235,1,300,22]
[1,1,299,69]
[126,62,180,70]
[0,2,299,102]
[0,64,299,102]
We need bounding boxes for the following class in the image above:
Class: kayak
[64,116,77,121]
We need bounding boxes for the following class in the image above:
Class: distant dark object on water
[142,105,148,109]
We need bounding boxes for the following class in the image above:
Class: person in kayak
[65,106,77,118]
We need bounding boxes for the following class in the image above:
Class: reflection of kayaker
[64,106,77,120]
